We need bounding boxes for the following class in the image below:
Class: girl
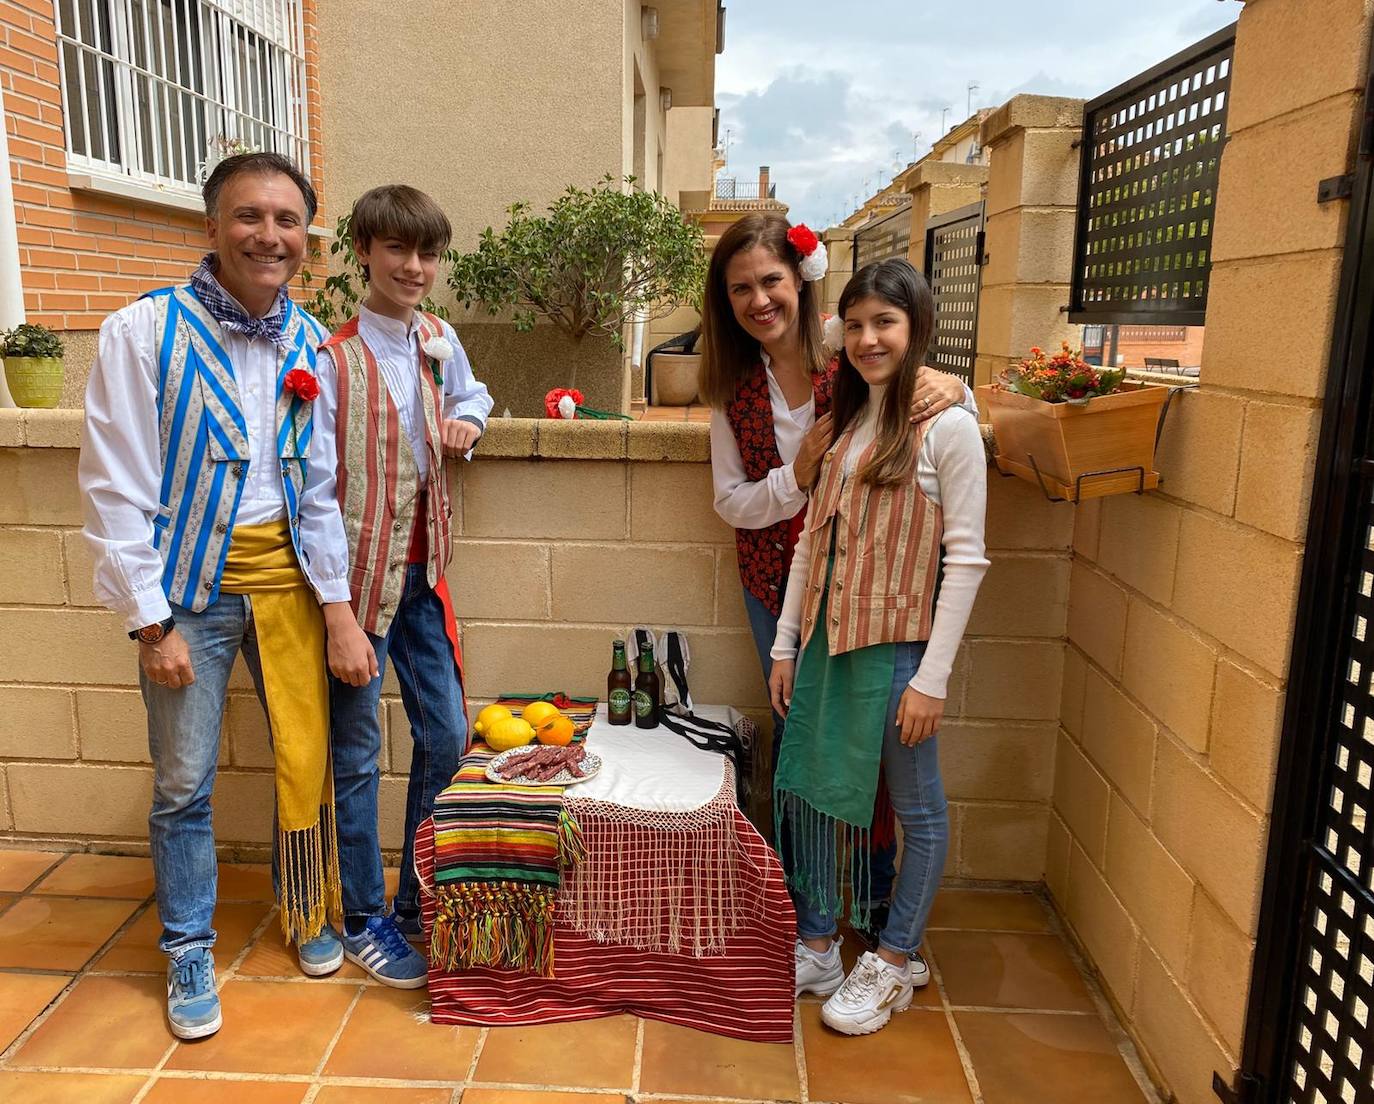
[768,258,989,1036]
[700,214,970,932]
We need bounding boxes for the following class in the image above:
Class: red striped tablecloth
[416,800,797,1042]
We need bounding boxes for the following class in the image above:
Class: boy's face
[357,237,441,319]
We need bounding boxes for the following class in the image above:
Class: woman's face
[723,245,801,349]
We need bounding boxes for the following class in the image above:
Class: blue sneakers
[297,924,345,977]
[166,947,222,1040]
[343,915,428,988]
[389,908,425,945]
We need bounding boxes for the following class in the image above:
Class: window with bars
[55,0,310,197]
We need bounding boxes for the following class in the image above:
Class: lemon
[486,716,535,752]
[520,701,562,728]
[473,704,513,737]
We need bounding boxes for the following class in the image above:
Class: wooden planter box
[978,382,1169,502]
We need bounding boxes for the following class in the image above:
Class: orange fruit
[536,714,576,746]
[521,701,561,728]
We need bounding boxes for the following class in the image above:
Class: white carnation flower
[798,246,829,283]
[822,315,844,351]
[421,335,454,361]
[557,394,578,419]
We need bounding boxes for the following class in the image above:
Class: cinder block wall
[1042,3,1370,1103]
[0,411,1072,874]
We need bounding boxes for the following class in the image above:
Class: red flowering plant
[997,342,1125,404]
[283,367,320,402]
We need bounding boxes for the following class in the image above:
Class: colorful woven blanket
[496,691,599,736]
[430,744,584,977]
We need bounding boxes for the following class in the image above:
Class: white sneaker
[821,950,914,1035]
[910,950,931,988]
[795,938,844,998]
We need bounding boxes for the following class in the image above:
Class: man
[79,152,375,1039]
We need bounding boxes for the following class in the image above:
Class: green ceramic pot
[4,356,64,409]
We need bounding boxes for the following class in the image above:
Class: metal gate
[1218,37,1374,1104]
[923,201,985,384]
[853,205,911,269]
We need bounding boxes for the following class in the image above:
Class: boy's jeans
[143,596,265,957]
[330,564,468,925]
[791,641,950,957]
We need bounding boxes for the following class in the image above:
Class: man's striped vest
[322,312,453,636]
[145,285,326,612]
[799,418,943,656]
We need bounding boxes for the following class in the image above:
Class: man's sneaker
[389,908,425,945]
[343,915,428,989]
[795,938,845,998]
[821,950,914,1036]
[166,947,222,1040]
[297,924,344,977]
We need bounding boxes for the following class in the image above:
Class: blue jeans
[791,641,950,957]
[330,564,468,924]
[143,595,267,957]
[743,585,897,907]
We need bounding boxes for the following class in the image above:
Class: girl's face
[723,245,801,349]
[843,295,910,386]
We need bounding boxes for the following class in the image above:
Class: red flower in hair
[787,224,820,256]
[283,368,319,402]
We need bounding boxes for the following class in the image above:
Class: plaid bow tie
[190,254,291,349]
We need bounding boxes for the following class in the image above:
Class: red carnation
[283,368,319,402]
[787,224,820,256]
[544,387,585,418]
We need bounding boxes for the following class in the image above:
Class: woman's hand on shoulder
[895,686,944,745]
[910,366,965,423]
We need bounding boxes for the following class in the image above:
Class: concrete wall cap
[981,95,1087,147]
[902,160,991,193]
[0,408,84,449]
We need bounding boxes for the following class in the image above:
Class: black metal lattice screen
[923,201,984,385]
[1069,25,1235,327]
[854,207,911,269]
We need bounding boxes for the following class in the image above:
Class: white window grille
[55,0,310,197]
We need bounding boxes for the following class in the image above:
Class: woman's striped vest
[322,313,452,636]
[799,419,943,656]
[723,360,834,615]
[145,286,325,612]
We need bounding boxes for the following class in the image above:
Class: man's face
[205,170,309,312]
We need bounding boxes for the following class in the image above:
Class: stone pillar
[974,95,1085,388]
[903,160,989,274]
[819,226,856,316]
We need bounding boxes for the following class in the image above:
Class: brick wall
[0,412,1071,874]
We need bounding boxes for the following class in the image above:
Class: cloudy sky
[715,0,1242,228]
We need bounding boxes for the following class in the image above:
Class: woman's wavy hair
[698,213,828,409]
[832,258,936,486]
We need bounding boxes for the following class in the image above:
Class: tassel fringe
[430,883,558,977]
[775,789,872,934]
[277,803,344,945]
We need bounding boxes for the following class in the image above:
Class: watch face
[138,623,167,644]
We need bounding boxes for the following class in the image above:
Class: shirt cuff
[779,462,801,501]
[455,414,485,432]
[310,575,353,606]
[909,669,949,699]
[770,643,798,662]
[117,589,173,635]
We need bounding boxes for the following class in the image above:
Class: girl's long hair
[832,258,937,486]
[698,213,828,409]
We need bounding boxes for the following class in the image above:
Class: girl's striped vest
[322,312,452,636]
[799,419,943,656]
[724,359,834,615]
[145,286,325,612]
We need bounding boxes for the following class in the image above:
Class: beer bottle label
[633,689,653,718]
[610,688,631,714]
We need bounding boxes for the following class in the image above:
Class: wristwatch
[129,617,176,644]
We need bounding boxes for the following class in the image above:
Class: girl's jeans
[791,640,950,957]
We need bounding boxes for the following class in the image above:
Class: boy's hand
[895,686,944,745]
[769,658,796,718]
[442,418,482,456]
[323,603,378,687]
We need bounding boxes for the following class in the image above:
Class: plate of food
[486,743,602,787]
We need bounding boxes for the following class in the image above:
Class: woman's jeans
[791,641,950,957]
[330,565,468,925]
[742,585,897,907]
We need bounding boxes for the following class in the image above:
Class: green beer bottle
[633,645,660,729]
[607,639,632,725]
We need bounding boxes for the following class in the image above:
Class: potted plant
[2,323,65,409]
[647,326,702,406]
[978,342,1168,502]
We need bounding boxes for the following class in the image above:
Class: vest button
[769,584,778,591]
[203,581,213,591]
[393,521,403,533]
[290,517,299,528]
[215,522,227,534]
[773,541,784,550]
[232,464,244,479]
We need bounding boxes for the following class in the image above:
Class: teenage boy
[78,153,376,1038]
[308,185,493,985]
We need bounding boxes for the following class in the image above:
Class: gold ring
[922,397,933,410]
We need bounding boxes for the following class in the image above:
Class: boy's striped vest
[145,286,326,612]
[799,419,943,656]
[322,312,452,636]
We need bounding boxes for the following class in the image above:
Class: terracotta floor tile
[11,975,173,1069]
[801,1001,973,1104]
[0,1071,147,1104]
[475,1013,637,1089]
[954,1011,1149,1103]
[0,971,70,1050]
[463,1094,627,1104]
[33,854,156,899]
[0,896,140,971]
[639,1017,800,1101]
[0,848,64,892]
[217,862,276,901]
[141,1077,309,1103]
[238,918,369,980]
[325,986,478,1081]
[164,978,360,1074]
[96,901,272,973]
[0,892,16,913]
[928,932,1096,1013]
[928,890,1052,933]
[314,1088,453,1104]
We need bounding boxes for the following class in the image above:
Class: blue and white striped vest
[144,285,328,612]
